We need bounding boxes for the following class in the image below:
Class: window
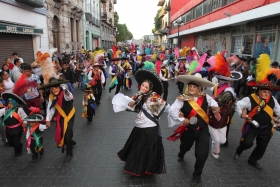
[231,36,242,54]
[203,0,212,15]
[195,3,203,19]
[253,32,276,59]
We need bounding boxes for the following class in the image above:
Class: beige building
[156,0,170,47]
[46,0,84,53]
[100,0,116,49]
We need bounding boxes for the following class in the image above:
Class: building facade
[46,0,83,54]
[83,0,101,50]
[0,0,48,64]
[169,0,280,62]
[100,0,116,49]
[156,0,170,47]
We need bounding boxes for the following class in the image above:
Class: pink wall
[170,0,279,35]
[171,0,203,22]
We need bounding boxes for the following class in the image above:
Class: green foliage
[153,8,162,32]
[115,11,134,42]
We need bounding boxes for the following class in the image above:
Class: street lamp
[174,17,183,48]
[113,27,119,45]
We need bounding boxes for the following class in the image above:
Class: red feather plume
[13,74,38,97]
[208,53,230,76]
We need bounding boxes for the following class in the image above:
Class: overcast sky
[114,0,160,39]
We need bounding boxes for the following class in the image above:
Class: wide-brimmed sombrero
[177,73,215,87]
[177,57,186,60]
[92,63,103,67]
[247,79,280,90]
[38,77,69,90]
[24,113,44,122]
[215,71,242,81]
[2,92,26,105]
[111,58,122,61]
[122,57,129,60]
[135,69,163,95]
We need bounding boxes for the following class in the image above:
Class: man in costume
[109,58,124,95]
[168,73,221,186]
[175,57,188,94]
[234,54,280,171]
[87,63,105,105]
[82,87,95,123]
[121,57,132,90]
[0,92,28,159]
[42,77,76,163]
[159,61,170,101]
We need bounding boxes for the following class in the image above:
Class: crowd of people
[0,43,280,186]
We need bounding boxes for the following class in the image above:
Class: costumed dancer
[167,73,221,186]
[41,77,76,163]
[82,87,96,123]
[95,49,108,88]
[109,58,124,95]
[175,57,188,94]
[122,57,132,90]
[25,113,47,162]
[159,61,170,101]
[0,92,28,159]
[88,63,105,105]
[234,54,280,171]
[208,52,243,147]
[112,69,169,176]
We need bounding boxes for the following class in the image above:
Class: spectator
[60,62,75,85]
[12,58,22,82]
[271,61,279,69]
[0,71,14,93]
[5,57,14,70]
[22,64,44,109]
[12,52,24,64]
[2,64,14,82]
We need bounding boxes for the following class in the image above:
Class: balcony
[164,4,170,11]
[101,0,107,3]
[109,2,113,11]
[158,8,166,18]
[101,13,107,22]
[114,0,117,4]
[109,18,112,25]
[157,0,165,6]
[85,13,93,23]
[15,0,44,8]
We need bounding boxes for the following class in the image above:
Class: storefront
[0,22,44,65]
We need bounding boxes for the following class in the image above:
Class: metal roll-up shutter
[0,33,34,67]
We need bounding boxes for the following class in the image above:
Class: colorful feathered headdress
[93,49,104,63]
[247,54,280,90]
[208,52,230,77]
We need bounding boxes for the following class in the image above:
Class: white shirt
[0,107,27,124]
[235,95,280,117]
[87,69,105,84]
[12,66,22,82]
[4,78,15,93]
[46,92,74,121]
[26,124,47,139]
[168,94,218,127]
[109,64,124,76]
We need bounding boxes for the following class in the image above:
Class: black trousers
[236,125,272,162]
[179,127,209,180]
[6,126,23,156]
[225,110,235,143]
[61,116,75,155]
[87,105,94,122]
[162,81,169,101]
[30,137,44,158]
[177,81,184,93]
[92,84,102,103]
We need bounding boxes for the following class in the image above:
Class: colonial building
[0,0,48,64]
[156,0,170,47]
[169,0,280,62]
[45,0,83,53]
[83,0,101,50]
[100,0,116,49]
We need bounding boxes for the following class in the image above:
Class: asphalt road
[1,74,280,187]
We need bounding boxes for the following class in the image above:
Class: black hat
[83,87,92,92]
[111,58,122,61]
[38,77,69,90]
[122,57,129,60]
[24,113,44,122]
[2,92,26,105]
[135,69,163,95]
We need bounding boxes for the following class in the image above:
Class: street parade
[1,0,280,186]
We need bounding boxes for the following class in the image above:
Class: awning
[158,28,169,34]
[0,23,43,35]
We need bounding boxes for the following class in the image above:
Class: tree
[114,11,134,42]
[152,8,162,34]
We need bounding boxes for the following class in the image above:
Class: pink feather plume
[195,53,207,72]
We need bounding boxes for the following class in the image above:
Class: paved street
[1,75,280,187]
